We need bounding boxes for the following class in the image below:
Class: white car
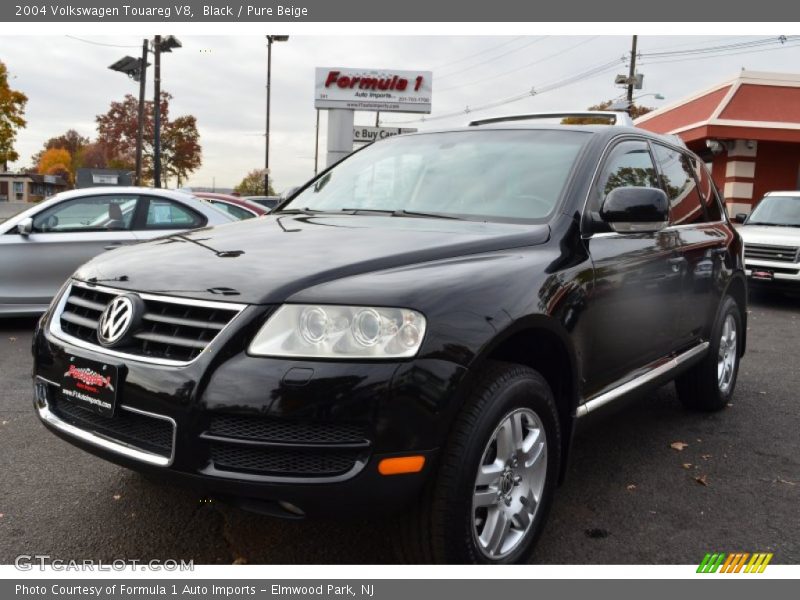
[0,187,236,316]
[735,191,800,289]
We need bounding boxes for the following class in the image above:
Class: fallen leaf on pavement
[695,475,709,486]
[776,478,797,486]
[8,337,16,343]
[232,557,248,565]
[701,454,712,460]
[112,494,121,501]
[626,484,636,491]
[670,441,689,451]
[682,463,693,469]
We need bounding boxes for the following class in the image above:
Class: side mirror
[17,217,33,236]
[733,213,748,224]
[600,187,669,233]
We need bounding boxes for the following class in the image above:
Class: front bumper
[32,309,467,517]
[745,258,800,287]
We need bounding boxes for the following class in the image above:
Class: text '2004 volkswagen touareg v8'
[33,112,747,564]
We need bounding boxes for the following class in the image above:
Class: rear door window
[142,197,205,229]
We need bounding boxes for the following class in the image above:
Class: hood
[737,224,800,247]
[74,214,550,304]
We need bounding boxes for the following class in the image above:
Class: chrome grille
[744,243,800,264]
[54,282,245,365]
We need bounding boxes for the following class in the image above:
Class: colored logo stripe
[697,552,773,573]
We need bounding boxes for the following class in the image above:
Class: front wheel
[399,361,561,563]
[676,295,743,411]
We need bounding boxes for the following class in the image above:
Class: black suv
[32,114,746,564]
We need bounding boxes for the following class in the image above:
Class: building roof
[635,71,800,144]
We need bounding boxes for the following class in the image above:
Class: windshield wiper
[747,222,798,227]
[339,208,460,220]
[275,207,331,215]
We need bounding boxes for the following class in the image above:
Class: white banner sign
[315,67,432,113]
[353,126,418,143]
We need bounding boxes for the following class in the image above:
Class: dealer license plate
[61,356,119,417]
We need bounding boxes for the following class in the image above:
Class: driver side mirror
[600,187,669,233]
[17,217,33,236]
[733,213,748,224]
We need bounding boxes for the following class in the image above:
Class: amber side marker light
[378,456,426,475]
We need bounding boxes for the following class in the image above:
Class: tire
[398,361,561,564]
[675,295,742,411]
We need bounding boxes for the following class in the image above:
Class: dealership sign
[315,67,432,113]
[353,126,418,143]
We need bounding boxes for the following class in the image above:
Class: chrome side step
[576,342,710,418]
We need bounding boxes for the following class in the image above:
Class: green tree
[234,169,275,196]
[0,61,28,171]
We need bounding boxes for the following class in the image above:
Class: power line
[437,36,598,94]
[65,35,140,49]
[638,37,800,66]
[436,37,549,81]
[639,36,797,59]
[431,36,526,70]
[385,57,625,125]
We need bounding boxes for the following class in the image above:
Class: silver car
[0,187,235,316]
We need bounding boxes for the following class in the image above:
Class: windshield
[748,195,800,226]
[282,130,589,221]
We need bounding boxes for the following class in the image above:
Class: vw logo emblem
[97,295,135,346]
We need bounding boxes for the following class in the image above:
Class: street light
[265,35,289,195]
[153,35,182,188]
[109,47,150,185]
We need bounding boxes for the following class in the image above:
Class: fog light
[378,455,426,475]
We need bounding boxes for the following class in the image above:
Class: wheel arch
[470,316,581,484]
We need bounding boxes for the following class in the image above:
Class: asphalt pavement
[1,290,798,564]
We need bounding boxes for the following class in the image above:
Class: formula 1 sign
[315,67,432,113]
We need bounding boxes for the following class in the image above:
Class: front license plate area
[750,269,774,281]
[61,356,119,417]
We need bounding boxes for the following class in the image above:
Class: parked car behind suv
[0,187,235,316]
[734,191,800,291]
[32,113,746,564]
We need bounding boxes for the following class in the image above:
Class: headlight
[249,304,427,359]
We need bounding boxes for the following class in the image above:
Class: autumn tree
[561,100,655,125]
[0,60,28,171]
[37,148,72,184]
[95,91,202,186]
[235,169,275,196]
[31,129,90,181]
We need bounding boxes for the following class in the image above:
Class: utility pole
[153,35,162,188]
[134,39,148,186]
[264,37,272,195]
[626,35,638,114]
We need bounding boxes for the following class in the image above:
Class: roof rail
[469,111,635,128]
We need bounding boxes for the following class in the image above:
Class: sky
[2,34,800,191]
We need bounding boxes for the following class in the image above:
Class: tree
[235,169,275,196]
[0,60,28,171]
[31,129,90,182]
[37,148,72,184]
[561,100,655,125]
[95,91,202,186]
